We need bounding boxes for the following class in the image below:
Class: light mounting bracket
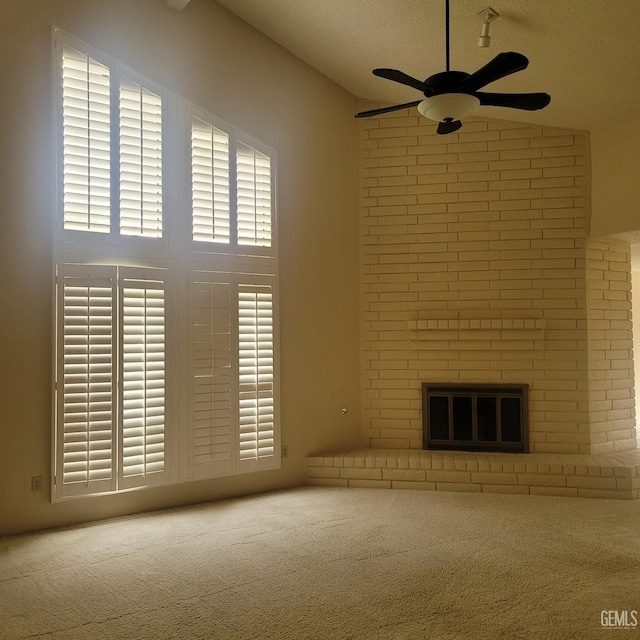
[478,7,500,47]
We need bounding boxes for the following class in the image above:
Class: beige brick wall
[587,239,637,452]
[359,107,636,455]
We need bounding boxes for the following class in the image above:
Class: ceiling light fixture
[417,93,480,124]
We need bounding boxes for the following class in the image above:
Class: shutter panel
[56,265,116,498]
[119,79,163,238]
[188,274,234,478]
[236,142,272,247]
[61,45,111,234]
[119,274,166,488]
[237,284,276,469]
[191,117,230,243]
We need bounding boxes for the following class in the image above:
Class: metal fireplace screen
[422,383,529,453]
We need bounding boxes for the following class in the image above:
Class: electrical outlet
[31,475,43,492]
[281,445,288,458]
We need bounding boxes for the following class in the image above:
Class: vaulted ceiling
[214,0,640,133]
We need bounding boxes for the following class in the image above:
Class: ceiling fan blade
[476,92,551,111]
[437,119,462,135]
[355,101,422,119]
[457,52,529,93]
[373,68,430,93]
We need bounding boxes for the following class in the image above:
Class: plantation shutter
[236,142,272,247]
[191,117,230,243]
[56,265,116,498]
[119,79,163,238]
[119,273,166,489]
[237,283,276,469]
[188,274,234,478]
[61,45,111,234]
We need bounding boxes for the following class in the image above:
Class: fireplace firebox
[422,383,529,453]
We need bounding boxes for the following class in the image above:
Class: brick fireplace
[306,108,640,499]
[357,109,636,457]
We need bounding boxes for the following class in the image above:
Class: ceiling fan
[355,0,551,134]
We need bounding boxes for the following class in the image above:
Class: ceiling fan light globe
[417,94,480,123]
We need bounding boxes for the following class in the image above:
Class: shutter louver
[57,267,116,497]
[119,79,163,238]
[236,142,272,247]
[238,286,275,465]
[62,45,111,234]
[191,117,230,244]
[120,278,166,487]
[189,277,234,478]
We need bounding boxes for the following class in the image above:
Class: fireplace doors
[422,383,529,453]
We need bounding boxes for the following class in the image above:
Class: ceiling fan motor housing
[424,70,470,94]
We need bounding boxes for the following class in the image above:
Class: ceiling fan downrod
[445,0,450,72]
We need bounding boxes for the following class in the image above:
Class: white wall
[591,116,640,238]
[0,0,362,535]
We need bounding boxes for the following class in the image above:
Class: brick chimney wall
[359,108,636,454]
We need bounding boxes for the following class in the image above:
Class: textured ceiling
[214,0,640,132]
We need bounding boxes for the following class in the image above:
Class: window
[56,266,116,496]
[187,273,277,479]
[55,265,168,496]
[119,79,163,238]
[189,111,274,251]
[61,46,111,233]
[191,117,230,244]
[61,44,164,240]
[236,142,272,247]
[53,30,279,500]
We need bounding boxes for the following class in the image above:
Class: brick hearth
[305,449,640,499]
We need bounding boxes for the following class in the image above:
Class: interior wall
[0,0,361,536]
[633,271,640,444]
[591,116,640,238]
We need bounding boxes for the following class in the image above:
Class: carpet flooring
[2,486,640,639]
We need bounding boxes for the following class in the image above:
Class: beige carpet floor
[1,486,640,639]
